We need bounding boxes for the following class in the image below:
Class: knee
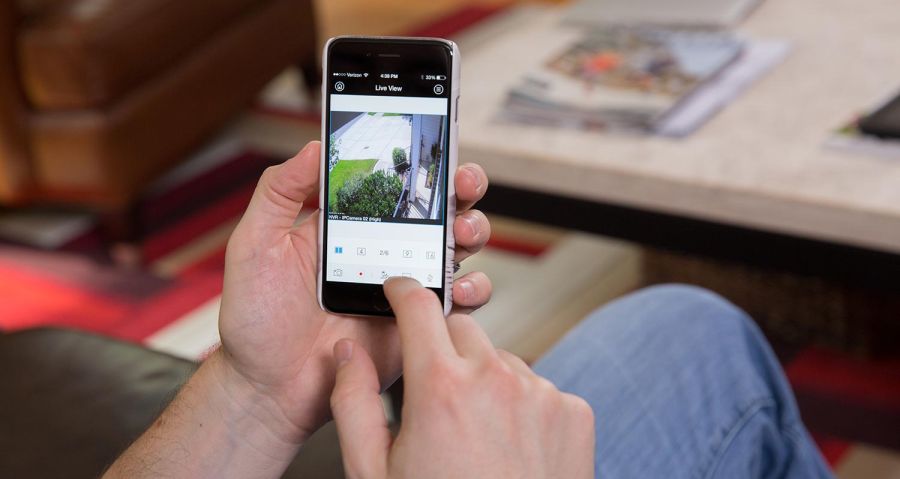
[618,283,745,320]
[583,283,756,348]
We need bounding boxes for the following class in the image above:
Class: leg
[534,284,833,479]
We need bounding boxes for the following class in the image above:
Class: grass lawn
[329,159,378,207]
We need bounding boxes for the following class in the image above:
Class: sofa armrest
[0,0,33,201]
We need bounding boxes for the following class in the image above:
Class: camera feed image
[327,111,447,223]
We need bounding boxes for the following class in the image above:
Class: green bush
[392,147,407,172]
[426,162,436,188]
[335,170,403,217]
[328,134,340,171]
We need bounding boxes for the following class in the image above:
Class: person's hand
[330,277,595,478]
[215,141,493,445]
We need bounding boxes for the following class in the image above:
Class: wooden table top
[458,0,900,254]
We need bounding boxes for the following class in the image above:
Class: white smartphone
[317,36,460,316]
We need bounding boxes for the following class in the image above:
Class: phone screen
[322,38,454,311]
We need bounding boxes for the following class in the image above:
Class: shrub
[426,162,436,188]
[329,134,340,171]
[392,147,407,172]
[335,170,403,217]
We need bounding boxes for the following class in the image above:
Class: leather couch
[0,0,317,216]
[0,328,346,478]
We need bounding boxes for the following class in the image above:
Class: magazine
[503,27,745,133]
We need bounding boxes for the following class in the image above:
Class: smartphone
[317,36,460,316]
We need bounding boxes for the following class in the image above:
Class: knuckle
[497,349,529,371]
[533,376,559,396]
[495,348,516,362]
[330,385,362,412]
[258,166,280,188]
[533,378,563,416]
[486,360,526,396]
[258,166,295,206]
[485,356,512,377]
[565,394,595,423]
[425,356,463,384]
[425,361,467,400]
[261,165,279,178]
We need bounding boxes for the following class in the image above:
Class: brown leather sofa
[0,328,347,478]
[0,0,317,215]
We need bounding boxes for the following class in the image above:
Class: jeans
[534,284,833,479]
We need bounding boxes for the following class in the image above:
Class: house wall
[410,115,422,200]
[420,115,443,164]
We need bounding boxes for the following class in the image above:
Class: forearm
[104,350,304,479]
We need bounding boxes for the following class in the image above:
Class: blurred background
[0,0,898,477]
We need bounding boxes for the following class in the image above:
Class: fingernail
[335,340,354,365]
[463,213,481,242]
[464,165,483,195]
[458,279,474,301]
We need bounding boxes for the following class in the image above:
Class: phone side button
[455,96,459,123]
[372,292,391,313]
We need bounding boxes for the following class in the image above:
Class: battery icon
[435,75,447,80]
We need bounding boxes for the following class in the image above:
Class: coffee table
[458,1,900,289]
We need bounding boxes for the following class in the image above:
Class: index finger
[383,277,456,372]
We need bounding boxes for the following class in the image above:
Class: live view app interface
[324,64,450,288]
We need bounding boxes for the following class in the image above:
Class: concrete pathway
[333,113,411,173]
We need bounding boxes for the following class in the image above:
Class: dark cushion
[16,0,263,109]
[0,328,345,478]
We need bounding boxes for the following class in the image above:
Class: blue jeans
[534,284,833,479]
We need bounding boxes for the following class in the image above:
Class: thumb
[242,141,320,231]
[330,339,391,479]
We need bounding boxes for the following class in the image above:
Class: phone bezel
[318,36,457,316]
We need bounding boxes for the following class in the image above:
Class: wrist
[206,349,310,454]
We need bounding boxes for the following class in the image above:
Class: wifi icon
[363,73,369,77]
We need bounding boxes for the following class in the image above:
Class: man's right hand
[329,277,596,479]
